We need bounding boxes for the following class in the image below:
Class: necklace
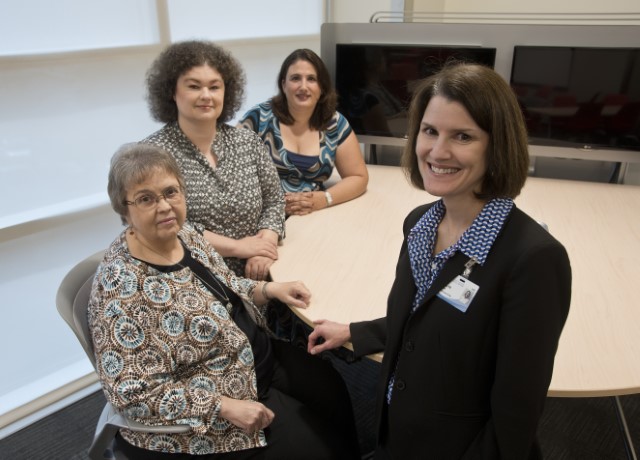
[131,231,232,309]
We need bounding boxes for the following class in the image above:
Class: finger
[307,332,319,352]
[288,296,308,309]
[309,341,330,355]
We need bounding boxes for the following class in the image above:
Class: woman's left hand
[285,192,322,216]
[269,281,311,308]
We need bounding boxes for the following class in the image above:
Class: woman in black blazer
[308,63,571,459]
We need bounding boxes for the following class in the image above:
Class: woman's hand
[307,319,351,355]
[204,231,278,260]
[235,234,278,259]
[268,281,311,309]
[285,191,324,216]
[245,255,275,281]
[219,396,274,433]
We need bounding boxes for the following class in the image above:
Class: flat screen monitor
[510,46,640,152]
[335,44,496,138]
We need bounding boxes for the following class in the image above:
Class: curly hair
[271,49,337,130]
[146,40,246,124]
[401,62,530,200]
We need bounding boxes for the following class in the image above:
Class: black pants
[115,340,360,460]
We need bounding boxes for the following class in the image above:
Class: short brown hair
[401,63,529,199]
[108,143,185,224]
[146,40,246,124]
[271,49,337,130]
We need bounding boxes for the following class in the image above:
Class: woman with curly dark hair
[240,49,368,216]
[142,40,284,281]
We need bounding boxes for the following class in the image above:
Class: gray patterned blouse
[142,123,285,276]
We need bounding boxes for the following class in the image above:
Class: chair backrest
[56,250,105,367]
[57,250,191,460]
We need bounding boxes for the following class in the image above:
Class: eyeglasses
[124,185,184,211]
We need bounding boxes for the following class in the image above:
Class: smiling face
[281,59,321,113]
[124,169,186,249]
[416,95,489,207]
[174,65,225,126]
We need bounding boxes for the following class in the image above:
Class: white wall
[330,0,404,22]
[440,0,639,13]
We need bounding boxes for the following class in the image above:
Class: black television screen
[335,44,496,138]
[510,46,640,152]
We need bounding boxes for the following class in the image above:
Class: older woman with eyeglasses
[88,143,359,459]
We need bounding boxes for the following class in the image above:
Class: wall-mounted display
[511,46,640,152]
[335,44,496,139]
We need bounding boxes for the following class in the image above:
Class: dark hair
[401,63,529,199]
[145,40,246,124]
[271,49,337,130]
[108,143,185,224]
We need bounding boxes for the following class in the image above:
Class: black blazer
[351,203,571,460]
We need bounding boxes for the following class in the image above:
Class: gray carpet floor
[2,357,639,459]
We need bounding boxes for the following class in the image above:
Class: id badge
[437,275,480,313]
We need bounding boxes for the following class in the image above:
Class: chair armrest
[88,402,190,460]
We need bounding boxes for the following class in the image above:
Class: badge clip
[462,257,478,278]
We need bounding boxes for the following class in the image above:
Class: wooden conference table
[270,164,640,399]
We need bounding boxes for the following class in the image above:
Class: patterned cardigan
[88,223,270,455]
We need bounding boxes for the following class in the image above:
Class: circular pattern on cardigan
[167,268,191,284]
[91,323,108,348]
[188,376,216,406]
[103,299,124,318]
[223,431,253,452]
[116,378,147,403]
[135,349,165,375]
[219,327,245,351]
[161,310,185,336]
[113,316,144,349]
[189,316,218,342]
[131,303,153,329]
[210,302,230,320]
[142,276,172,304]
[100,259,126,291]
[238,344,254,366]
[176,343,198,365]
[257,430,267,447]
[148,434,181,453]
[124,402,151,418]
[221,370,248,398]
[101,350,124,378]
[119,270,138,298]
[211,417,231,434]
[189,435,216,455]
[159,388,187,420]
[176,289,205,312]
[205,355,230,373]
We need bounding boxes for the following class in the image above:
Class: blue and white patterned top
[408,198,514,310]
[387,197,514,403]
[239,101,353,193]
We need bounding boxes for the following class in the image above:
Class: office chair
[56,251,189,460]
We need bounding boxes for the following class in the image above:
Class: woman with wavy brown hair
[240,49,368,216]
